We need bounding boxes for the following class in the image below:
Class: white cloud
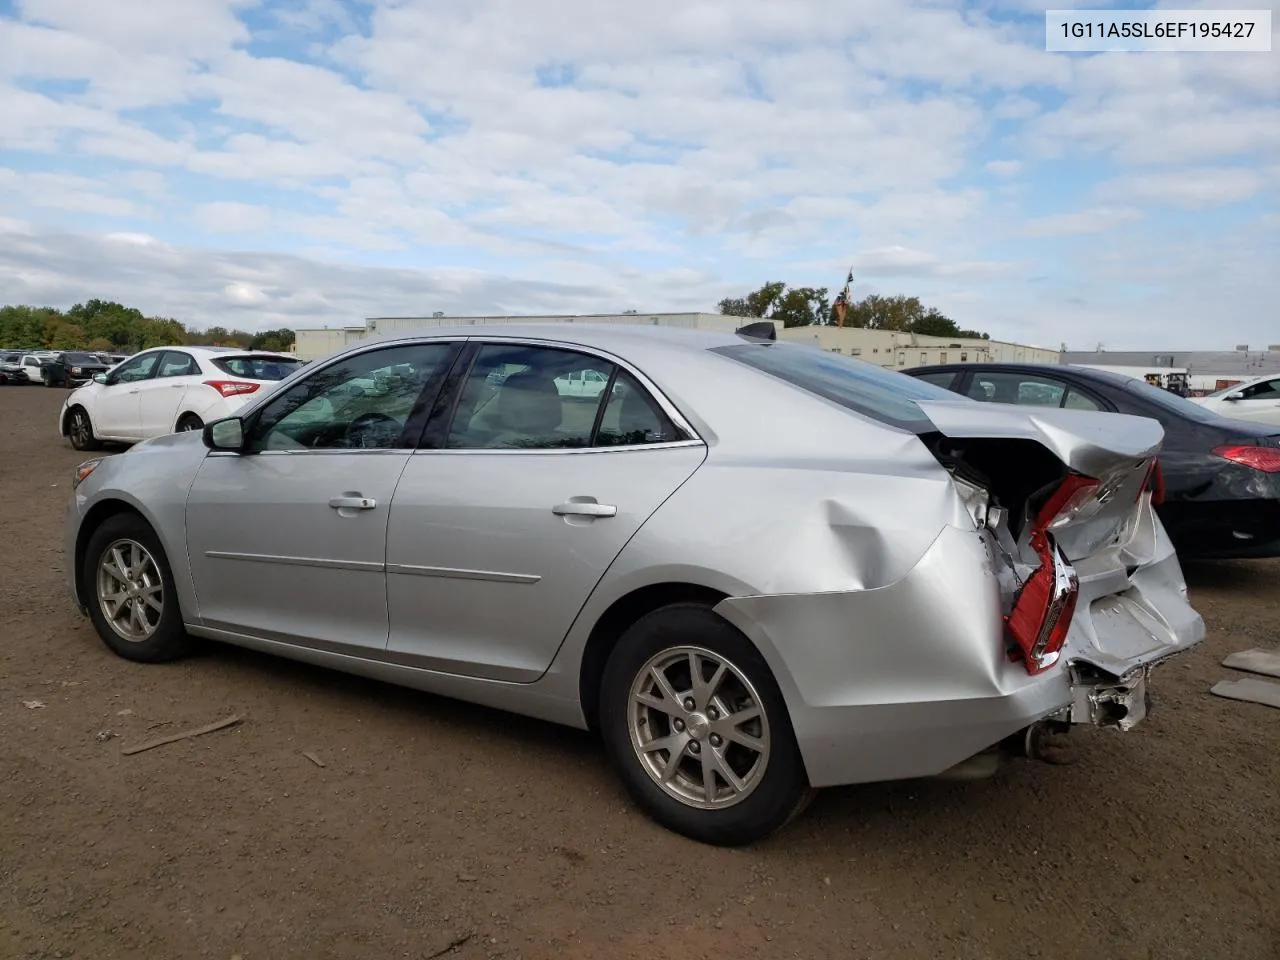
[1022,207,1144,237]
[0,0,1274,349]
[1097,167,1265,210]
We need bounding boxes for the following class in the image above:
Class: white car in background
[58,346,302,450]
[1190,373,1280,426]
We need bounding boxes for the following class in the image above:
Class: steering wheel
[344,411,401,448]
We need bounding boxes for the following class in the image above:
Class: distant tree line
[0,300,295,354]
[718,280,990,339]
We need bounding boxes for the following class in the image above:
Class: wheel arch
[577,582,731,731]
[73,499,161,610]
[61,402,88,436]
[174,411,204,432]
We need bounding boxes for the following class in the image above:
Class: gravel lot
[2,384,1278,960]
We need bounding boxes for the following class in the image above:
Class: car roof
[131,345,295,358]
[365,322,748,353]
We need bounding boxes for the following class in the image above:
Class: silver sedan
[65,323,1204,845]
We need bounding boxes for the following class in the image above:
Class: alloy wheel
[70,411,91,448]
[627,645,772,810]
[96,538,165,642]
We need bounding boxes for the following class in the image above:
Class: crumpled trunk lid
[916,400,1164,561]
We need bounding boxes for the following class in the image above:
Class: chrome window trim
[409,439,705,457]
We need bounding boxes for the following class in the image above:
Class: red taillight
[1005,473,1094,675]
[203,379,260,398]
[1213,444,1280,473]
[1138,458,1165,506]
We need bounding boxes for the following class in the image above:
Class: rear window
[1119,376,1222,423]
[64,352,99,364]
[212,355,301,381]
[712,342,963,432]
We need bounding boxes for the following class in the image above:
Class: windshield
[64,352,99,364]
[711,341,964,432]
[213,355,301,381]
[1121,377,1221,423]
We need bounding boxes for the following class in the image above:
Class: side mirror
[1225,392,1244,401]
[92,374,108,385]
[204,417,246,452]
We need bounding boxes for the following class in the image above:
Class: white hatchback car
[1190,373,1280,426]
[59,346,302,450]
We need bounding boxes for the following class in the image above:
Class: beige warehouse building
[292,312,1059,368]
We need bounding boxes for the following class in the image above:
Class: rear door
[385,340,706,681]
[137,350,200,436]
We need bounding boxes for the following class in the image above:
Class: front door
[386,341,706,681]
[184,340,461,651]
[96,351,162,439]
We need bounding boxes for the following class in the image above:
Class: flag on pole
[833,269,853,326]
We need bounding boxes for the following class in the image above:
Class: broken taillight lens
[204,379,260,398]
[1212,444,1280,473]
[1005,474,1095,675]
[1138,458,1165,506]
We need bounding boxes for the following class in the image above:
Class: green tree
[250,328,296,352]
[2,298,291,353]
[717,281,786,319]
[717,282,830,328]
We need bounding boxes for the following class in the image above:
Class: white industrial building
[293,312,1060,368]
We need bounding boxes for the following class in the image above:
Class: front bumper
[715,515,1204,789]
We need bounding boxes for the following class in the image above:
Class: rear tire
[175,413,204,433]
[67,407,102,451]
[599,603,813,846]
[82,513,194,663]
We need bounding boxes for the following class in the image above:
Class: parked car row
[63,322,1205,846]
[1,350,129,386]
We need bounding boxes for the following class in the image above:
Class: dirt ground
[1,384,1277,960]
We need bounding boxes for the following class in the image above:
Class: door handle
[553,500,617,518]
[329,496,377,510]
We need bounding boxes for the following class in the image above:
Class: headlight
[73,459,103,489]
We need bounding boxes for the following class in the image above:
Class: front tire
[600,603,813,846]
[82,513,194,663]
[67,407,102,451]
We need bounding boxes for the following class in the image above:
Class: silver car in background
[65,323,1204,845]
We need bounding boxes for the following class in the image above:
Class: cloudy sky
[0,0,1276,348]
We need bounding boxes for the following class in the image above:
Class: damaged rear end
[917,400,1205,741]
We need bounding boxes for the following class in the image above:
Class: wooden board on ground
[1223,647,1280,679]
[1211,678,1280,711]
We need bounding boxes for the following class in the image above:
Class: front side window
[446,344,683,450]
[248,343,457,451]
[110,352,161,384]
[1241,379,1280,400]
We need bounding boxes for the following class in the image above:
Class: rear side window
[911,370,960,392]
[712,342,960,432]
[214,355,301,381]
